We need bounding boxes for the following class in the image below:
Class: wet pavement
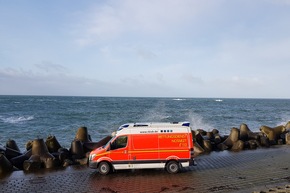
[1,146,290,193]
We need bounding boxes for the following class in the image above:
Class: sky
[0,0,290,98]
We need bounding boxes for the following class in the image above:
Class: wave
[186,112,213,131]
[0,115,34,124]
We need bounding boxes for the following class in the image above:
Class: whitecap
[0,115,34,124]
[173,98,186,101]
[215,99,223,102]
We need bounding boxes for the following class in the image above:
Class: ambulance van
[89,122,195,175]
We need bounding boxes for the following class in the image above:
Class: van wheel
[98,162,111,175]
[166,161,179,174]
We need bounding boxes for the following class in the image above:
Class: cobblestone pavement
[1,146,290,193]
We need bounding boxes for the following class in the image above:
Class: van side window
[111,136,128,150]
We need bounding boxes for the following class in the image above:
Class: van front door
[109,135,129,169]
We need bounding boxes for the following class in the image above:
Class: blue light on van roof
[117,124,129,131]
[182,122,190,127]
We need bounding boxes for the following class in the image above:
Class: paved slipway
[1,146,290,193]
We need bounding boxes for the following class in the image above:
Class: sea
[1,95,290,152]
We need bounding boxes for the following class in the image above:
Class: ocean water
[0,95,290,151]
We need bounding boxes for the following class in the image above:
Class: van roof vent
[133,124,149,127]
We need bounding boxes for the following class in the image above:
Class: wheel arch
[97,158,115,172]
[165,159,181,174]
[165,158,181,168]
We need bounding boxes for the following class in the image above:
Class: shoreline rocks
[194,121,290,155]
[0,127,112,175]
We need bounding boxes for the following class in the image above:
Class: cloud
[73,0,217,46]
[0,67,101,96]
[99,46,122,64]
[34,61,68,74]
[221,76,264,88]
[207,37,290,77]
[181,74,204,85]
[74,4,123,46]
[0,66,177,97]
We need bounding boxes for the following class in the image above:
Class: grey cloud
[0,67,175,97]
[34,61,68,74]
[0,67,104,96]
[181,74,204,85]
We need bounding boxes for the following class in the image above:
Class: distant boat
[215,99,223,102]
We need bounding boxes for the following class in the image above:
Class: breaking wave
[186,112,213,131]
[0,115,34,124]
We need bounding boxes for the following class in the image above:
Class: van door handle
[123,150,127,154]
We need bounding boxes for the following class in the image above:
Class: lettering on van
[159,134,188,147]
[171,139,187,143]
[158,134,187,139]
[139,130,158,134]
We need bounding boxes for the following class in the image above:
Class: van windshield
[104,136,116,149]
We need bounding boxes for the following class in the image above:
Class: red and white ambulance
[89,122,195,175]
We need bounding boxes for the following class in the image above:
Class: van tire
[166,161,179,174]
[98,162,111,175]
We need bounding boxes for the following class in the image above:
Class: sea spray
[140,101,172,122]
[186,112,213,131]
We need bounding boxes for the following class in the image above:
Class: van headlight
[89,154,96,161]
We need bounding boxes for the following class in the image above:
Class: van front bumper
[89,161,98,169]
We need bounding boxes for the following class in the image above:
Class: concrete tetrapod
[231,140,244,151]
[240,124,260,141]
[285,133,290,145]
[221,127,239,149]
[192,130,205,155]
[75,127,91,143]
[285,121,290,130]
[10,149,32,170]
[23,155,42,171]
[260,125,286,145]
[0,154,13,175]
[70,140,85,160]
[45,135,61,153]
[0,146,22,160]
[83,135,112,153]
[27,138,58,170]
[6,139,20,152]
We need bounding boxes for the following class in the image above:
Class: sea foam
[0,115,34,124]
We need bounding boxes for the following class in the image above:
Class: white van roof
[116,122,191,135]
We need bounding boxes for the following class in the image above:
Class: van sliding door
[130,134,159,162]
